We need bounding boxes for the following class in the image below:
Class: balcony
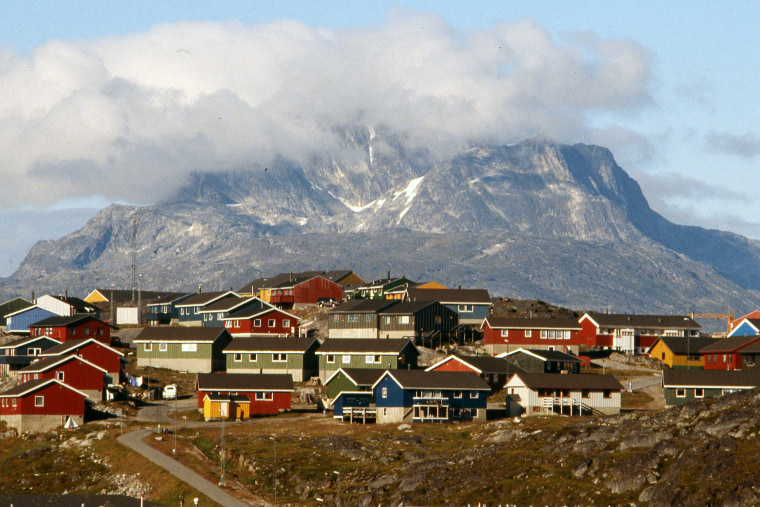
[270,295,295,304]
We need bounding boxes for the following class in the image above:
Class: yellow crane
[690,305,735,335]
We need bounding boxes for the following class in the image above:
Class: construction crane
[690,304,735,335]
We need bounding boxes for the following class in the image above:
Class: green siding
[227,352,305,371]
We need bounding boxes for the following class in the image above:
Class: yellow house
[648,337,720,369]
[202,394,251,421]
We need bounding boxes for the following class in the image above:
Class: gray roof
[39,338,124,357]
[316,338,416,354]
[406,288,491,304]
[486,317,581,330]
[378,301,436,315]
[328,368,386,387]
[223,337,318,353]
[662,369,760,388]
[328,299,399,314]
[380,370,491,390]
[583,312,700,330]
[699,335,760,353]
[512,373,624,390]
[506,348,582,363]
[29,314,106,328]
[19,354,105,374]
[197,373,294,391]
[0,378,87,398]
[0,335,61,350]
[427,355,510,374]
[175,291,238,307]
[653,336,722,355]
[133,327,230,343]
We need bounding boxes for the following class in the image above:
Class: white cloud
[0,12,653,208]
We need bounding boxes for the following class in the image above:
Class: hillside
[3,137,760,314]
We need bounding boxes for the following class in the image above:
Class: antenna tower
[131,218,138,301]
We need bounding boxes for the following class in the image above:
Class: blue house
[0,335,62,377]
[372,369,490,424]
[405,288,492,325]
[728,318,760,337]
[200,296,273,328]
[175,291,240,327]
[146,292,196,325]
[4,305,60,335]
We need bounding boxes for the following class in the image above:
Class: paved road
[118,428,256,507]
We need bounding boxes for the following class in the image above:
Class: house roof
[4,304,47,319]
[328,299,399,314]
[0,495,167,507]
[662,369,760,388]
[698,335,760,353]
[0,335,61,350]
[650,336,722,355]
[198,295,250,313]
[89,289,193,306]
[315,338,417,355]
[44,295,99,314]
[374,370,491,391]
[0,378,89,398]
[324,270,362,284]
[324,368,386,386]
[406,288,491,304]
[238,271,326,293]
[225,305,298,322]
[269,274,329,289]
[582,312,700,330]
[223,337,318,353]
[133,327,230,343]
[425,354,510,374]
[175,291,239,307]
[728,318,760,335]
[28,314,107,329]
[19,354,107,374]
[203,393,251,403]
[378,301,436,315]
[485,317,581,330]
[0,297,33,323]
[197,373,294,392]
[39,338,124,357]
[509,372,624,390]
[500,348,582,363]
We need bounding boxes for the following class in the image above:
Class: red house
[0,379,88,432]
[39,338,124,383]
[196,373,294,417]
[700,335,760,370]
[28,315,112,345]
[223,307,300,337]
[425,354,511,392]
[266,275,343,308]
[20,355,107,401]
[481,317,582,355]
[578,312,700,354]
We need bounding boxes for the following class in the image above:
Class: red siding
[293,277,343,304]
[30,320,111,345]
[0,382,86,416]
[430,360,478,374]
[197,390,292,414]
[73,342,122,374]
[22,358,104,392]
[703,352,743,370]
[578,318,600,347]
[225,309,299,337]
[483,322,581,348]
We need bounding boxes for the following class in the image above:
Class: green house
[662,369,760,406]
[315,338,419,382]
[222,337,320,382]
[133,327,232,373]
[324,367,385,399]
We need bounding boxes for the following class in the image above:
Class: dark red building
[224,307,300,337]
[425,354,511,392]
[196,373,294,416]
[481,317,583,355]
[700,335,760,370]
[20,355,107,401]
[0,379,88,432]
[39,338,124,382]
[266,275,343,307]
[578,312,699,355]
[29,315,112,345]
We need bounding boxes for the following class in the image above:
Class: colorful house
[327,299,399,339]
[20,355,107,401]
[196,373,294,419]
[498,348,582,374]
[133,327,233,373]
[145,292,197,325]
[372,370,490,424]
[324,368,385,400]
[222,337,319,382]
[198,296,271,328]
[726,318,760,337]
[35,295,100,318]
[0,379,88,432]
[264,274,344,308]
[223,306,300,337]
[504,372,623,417]
[662,369,760,405]
[647,336,721,369]
[4,305,60,335]
[425,354,511,392]
[578,312,700,354]
[39,338,125,382]
[377,301,458,343]
[0,297,33,328]
[28,315,113,345]
[405,288,492,325]
[347,275,415,300]
[700,335,760,370]
[481,317,583,355]
[0,335,62,377]
[175,291,240,327]
[315,339,419,382]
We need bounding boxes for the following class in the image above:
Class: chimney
[198,284,202,294]
[387,269,390,280]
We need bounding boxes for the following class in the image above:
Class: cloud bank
[0,11,653,208]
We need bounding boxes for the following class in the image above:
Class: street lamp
[270,436,277,506]
[219,414,225,486]
[333,471,341,507]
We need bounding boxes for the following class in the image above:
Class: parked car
[317,297,339,307]
[163,384,178,400]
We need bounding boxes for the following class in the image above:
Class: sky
[1,1,759,276]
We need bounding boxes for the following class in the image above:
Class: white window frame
[34,395,44,407]
[181,343,197,352]
[398,315,410,325]
[249,353,257,362]
[501,329,508,337]
[159,343,168,352]
[234,353,243,362]
[469,392,480,399]
[458,304,474,313]
[273,353,287,362]
[366,354,381,364]
[342,355,351,364]
[255,392,274,401]
[144,342,152,352]
[268,319,276,327]
[254,319,261,327]
[540,330,548,339]
[381,387,388,399]
[453,391,463,399]
[694,388,704,398]
[282,319,290,328]
[676,388,686,398]
[56,371,64,381]
[326,354,335,363]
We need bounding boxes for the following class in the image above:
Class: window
[28,348,41,356]
[525,330,531,338]
[159,343,168,352]
[234,353,243,362]
[180,308,185,315]
[181,343,197,352]
[34,396,44,407]
[398,316,410,325]
[694,388,704,398]
[273,353,287,362]
[12,398,17,407]
[365,314,372,323]
[453,391,463,399]
[249,353,257,362]
[582,390,590,398]
[347,314,359,323]
[366,355,381,364]
[381,387,388,398]
[676,388,686,398]
[326,354,335,363]
[225,320,232,328]
[384,316,391,325]
[501,329,509,337]
[564,331,571,339]
[254,319,261,327]
[470,392,480,399]
[342,355,351,364]
[458,304,474,312]
[71,328,76,335]
[283,319,290,328]
[234,321,240,328]
[603,390,612,399]
[540,330,547,339]
[98,328,104,335]
[268,319,276,327]
[83,328,90,335]
[333,315,339,323]
[144,343,152,352]
[56,371,64,381]
[255,392,274,401]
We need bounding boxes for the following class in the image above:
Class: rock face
[3,135,760,314]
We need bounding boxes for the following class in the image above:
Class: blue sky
[1,1,759,276]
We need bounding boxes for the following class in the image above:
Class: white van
[163,384,178,400]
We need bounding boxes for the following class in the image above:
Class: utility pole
[131,218,138,301]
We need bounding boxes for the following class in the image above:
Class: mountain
[3,135,760,317]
